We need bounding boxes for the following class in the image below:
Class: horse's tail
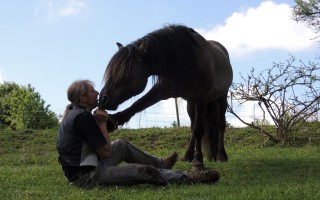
[202,94,228,161]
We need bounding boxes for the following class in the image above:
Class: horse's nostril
[98,95,108,109]
[101,95,109,104]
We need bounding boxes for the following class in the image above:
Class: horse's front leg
[191,102,207,172]
[109,110,133,126]
[182,101,195,162]
[182,134,195,162]
[110,85,168,126]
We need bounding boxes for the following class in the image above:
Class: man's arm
[94,109,112,159]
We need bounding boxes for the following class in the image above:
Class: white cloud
[58,0,86,17]
[34,0,86,21]
[197,1,316,56]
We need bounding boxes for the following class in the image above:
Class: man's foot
[160,152,178,169]
[185,169,220,184]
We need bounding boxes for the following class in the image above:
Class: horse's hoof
[181,157,193,162]
[181,157,188,162]
[191,160,205,172]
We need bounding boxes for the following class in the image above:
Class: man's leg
[102,139,177,169]
[95,162,220,186]
[95,163,187,186]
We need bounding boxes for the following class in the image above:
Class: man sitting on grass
[56,79,220,188]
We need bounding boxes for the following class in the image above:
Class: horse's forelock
[103,45,138,87]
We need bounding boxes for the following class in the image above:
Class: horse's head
[98,40,149,110]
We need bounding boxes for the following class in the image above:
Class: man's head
[67,79,99,111]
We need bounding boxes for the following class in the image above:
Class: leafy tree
[228,56,320,144]
[0,82,20,128]
[0,82,58,130]
[293,0,320,40]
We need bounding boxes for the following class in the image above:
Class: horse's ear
[138,39,148,55]
[116,42,124,49]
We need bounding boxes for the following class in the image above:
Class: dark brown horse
[99,24,233,171]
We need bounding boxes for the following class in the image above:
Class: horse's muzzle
[98,95,109,109]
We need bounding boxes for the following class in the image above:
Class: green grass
[0,127,319,199]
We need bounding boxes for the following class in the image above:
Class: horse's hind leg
[215,94,228,162]
[181,101,195,162]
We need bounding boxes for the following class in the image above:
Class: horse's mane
[103,24,203,91]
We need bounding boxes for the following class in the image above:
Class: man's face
[82,84,99,110]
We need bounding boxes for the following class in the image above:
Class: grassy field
[0,126,319,199]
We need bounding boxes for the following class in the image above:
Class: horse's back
[208,40,230,60]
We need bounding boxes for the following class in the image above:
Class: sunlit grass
[0,127,319,199]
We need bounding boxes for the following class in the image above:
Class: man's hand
[94,109,108,124]
[94,109,118,132]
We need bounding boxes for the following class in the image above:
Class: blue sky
[0,0,318,127]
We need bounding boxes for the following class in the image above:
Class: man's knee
[113,139,127,145]
[112,139,128,150]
